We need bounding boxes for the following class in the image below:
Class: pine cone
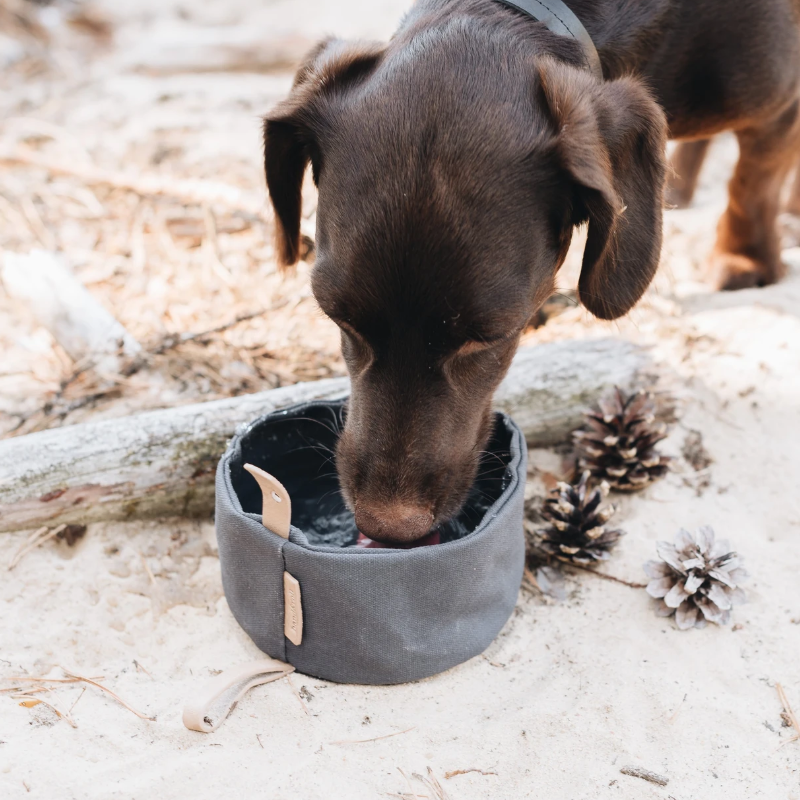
[644,526,748,630]
[536,471,624,565]
[574,387,670,491]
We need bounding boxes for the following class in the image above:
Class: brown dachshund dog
[264,0,800,542]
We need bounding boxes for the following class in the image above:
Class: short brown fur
[264,0,800,541]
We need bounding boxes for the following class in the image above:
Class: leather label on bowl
[283,571,303,646]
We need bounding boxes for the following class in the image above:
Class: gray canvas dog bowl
[215,398,526,685]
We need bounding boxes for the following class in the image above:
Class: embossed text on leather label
[283,571,303,645]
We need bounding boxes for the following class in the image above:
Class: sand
[2,2,800,798]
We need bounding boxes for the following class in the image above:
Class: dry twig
[138,553,157,586]
[668,693,688,723]
[7,675,103,686]
[133,660,153,680]
[413,768,452,800]
[68,687,87,714]
[397,769,420,800]
[8,525,65,570]
[522,565,540,590]
[444,767,498,779]
[331,727,415,746]
[59,670,155,721]
[203,204,234,285]
[7,672,148,721]
[20,195,55,249]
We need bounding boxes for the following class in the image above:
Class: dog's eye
[337,321,374,371]
[454,337,505,358]
[337,320,365,343]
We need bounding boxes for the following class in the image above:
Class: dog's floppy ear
[538,58,667,320]
[264,39,385,268]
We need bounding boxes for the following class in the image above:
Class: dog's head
[264,31,666,542]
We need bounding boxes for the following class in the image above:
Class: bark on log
[1,250,141,372]
[0,338,652,533]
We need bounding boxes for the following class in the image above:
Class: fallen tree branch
[0,338,652,533]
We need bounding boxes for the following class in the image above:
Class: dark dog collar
[495,0,603,80]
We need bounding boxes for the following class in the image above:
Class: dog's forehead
[312,226,533,339]
[314,161,548,327]
[308,54,557,335]
[315,104,544,261]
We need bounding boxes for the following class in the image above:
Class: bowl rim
[220,398,526,558]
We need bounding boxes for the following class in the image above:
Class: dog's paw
[711,251,785,291]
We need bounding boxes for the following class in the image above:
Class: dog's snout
[355,502,434,544]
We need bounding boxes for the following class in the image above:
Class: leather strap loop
[495,0,603,80]
[244,463,292,539]
[183,658,295,733]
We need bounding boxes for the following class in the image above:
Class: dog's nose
[355,502,434,544]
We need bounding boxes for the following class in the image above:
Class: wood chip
[620,766,669,786]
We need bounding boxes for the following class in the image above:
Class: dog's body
[265,0,800,542]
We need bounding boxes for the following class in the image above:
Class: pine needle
[567,562,647,588]
[284,673,310,716]
[777,683,800,746]
[331,727,415,746]
[7,675,104,686]
[60,669,155,721]
[8,525,65,570]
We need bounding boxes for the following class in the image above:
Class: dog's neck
[565,0,673,76]
[493,0,603,78]
[400,0,673,80]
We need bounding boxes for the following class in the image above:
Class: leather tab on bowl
[243,463,291,539]
[182,657,294,733]
[283,572,303,645]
